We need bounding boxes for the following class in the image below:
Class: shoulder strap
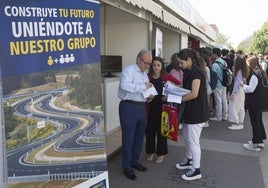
[215,60,226,68]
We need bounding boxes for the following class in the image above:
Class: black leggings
[248,109,267,144]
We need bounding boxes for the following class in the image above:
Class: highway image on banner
[3,64,106,186]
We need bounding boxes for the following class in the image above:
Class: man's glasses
[141,59,151,66]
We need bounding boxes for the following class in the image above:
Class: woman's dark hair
[233,56,249,78]
[247,56,267,81]
[200,52,212,68]
[177,48,205,71]
[149,56,166,75]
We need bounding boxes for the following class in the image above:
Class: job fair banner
[0,0,109,188]
[0,0,100,77]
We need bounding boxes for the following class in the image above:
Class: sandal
[147,154,154,161]
[156,155,165,164]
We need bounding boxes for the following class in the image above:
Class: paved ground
[107,111,268,188]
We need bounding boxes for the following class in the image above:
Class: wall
[151,24,181,63]
[180,33,188,49]
[100,4,150,135]
[102,4,149,68]
[102,78,120,134]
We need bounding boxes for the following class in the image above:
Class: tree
[249,21,268,54]
[215,33,229,44]
[214,32,234,49]
[69,63,102,109]
[237,37,251,54]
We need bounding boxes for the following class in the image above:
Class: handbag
[161,103,179,142]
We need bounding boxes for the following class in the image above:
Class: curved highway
[7,93,107,178]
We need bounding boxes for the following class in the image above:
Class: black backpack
[208,66,218,90]
[215,61,233,87]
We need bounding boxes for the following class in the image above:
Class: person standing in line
[209,47,228,121]
[175,49,208,181]
[228,57,249,130]
[221,49,235,96]
[221,49,234,71]
[168,53,185,129]
[258,52,268,74]
[242,56,267,151]
[118,49,152,180]
[199,54,211,128]
[146,57,181,164]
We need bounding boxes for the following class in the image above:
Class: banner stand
[0,68,8,188]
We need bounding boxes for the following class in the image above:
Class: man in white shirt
[118,49,152,180]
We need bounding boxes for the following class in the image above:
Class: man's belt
[122,100,145,105]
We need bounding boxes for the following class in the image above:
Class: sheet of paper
[164,81,190,96]
[167,94,182,103]
[142,86,158,98]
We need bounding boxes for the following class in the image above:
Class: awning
[124,0,190,33]
[124,0,162,19]
[123,0,215,43]
[162,9,190,33]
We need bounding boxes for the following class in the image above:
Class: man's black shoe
[131,163,147,171]
[123,170,137,180]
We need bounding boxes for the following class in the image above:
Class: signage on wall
[155,27,163,58]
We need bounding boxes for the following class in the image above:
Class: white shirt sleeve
[205,66,211,83]
[260,61,268,72]
[243,74,258,93]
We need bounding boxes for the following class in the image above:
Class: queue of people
[117,48,267,182]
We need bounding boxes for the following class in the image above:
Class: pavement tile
[107,111,268,188]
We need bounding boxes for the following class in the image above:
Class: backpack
[215,61,233,87]
[208,66,218,90]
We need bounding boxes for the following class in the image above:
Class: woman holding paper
[146,56,181,164]
[175,49,208,181]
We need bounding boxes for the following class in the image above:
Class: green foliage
[69,63,102,109]
[249,21,268,54]
[4,106,19,139]
[237,39,251,53]
[6,123,56,149]
[2,75,22,95]
[215,33,229,44]
[29,124,56,141]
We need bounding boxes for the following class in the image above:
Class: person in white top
[118,49,153,180]
[241,56,267,152]
[228,57,249,130]
[258,53,268,72]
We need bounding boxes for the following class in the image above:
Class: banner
[0,0,100,77]
[155,27,163,58]
[0,1,109,187]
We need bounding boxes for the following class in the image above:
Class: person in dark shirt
[221,49,234,71]
[175,49,208,181]
[242,56,267,152]
[146,57,181,164]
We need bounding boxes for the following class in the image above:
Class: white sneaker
[228,124,243,130]
[175,158,192,170]
[248,141,264,148]
[243,143,261,152]
[181,168,202,181]
[209,117,221,121]
[202,122,209,128]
